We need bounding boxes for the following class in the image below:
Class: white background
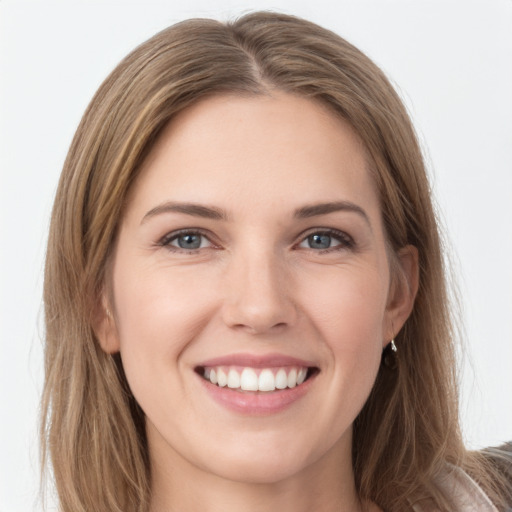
[1,1,511,510]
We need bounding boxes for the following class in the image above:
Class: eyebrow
[141,199,371,227]
[294,201,372,228]
[141,201,227,224]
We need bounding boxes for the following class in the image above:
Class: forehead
[126,92,380,221]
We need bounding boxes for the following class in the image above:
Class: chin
[192,431,334,486]
[207,454,310,485]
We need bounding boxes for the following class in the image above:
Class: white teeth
[227,368,240,388]
[217,368,228,387]
[275,369,288,389]
[204,366,311,391]
[259,369,276,391]
[287,368,297,388]
[258,369,276,391]
[240,368,259,391]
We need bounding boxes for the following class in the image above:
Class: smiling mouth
[195,365,319,393]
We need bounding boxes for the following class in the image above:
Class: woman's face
[101,92,416,486]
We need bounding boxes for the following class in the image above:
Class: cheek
[300,264,388,401]
[281,265,388,454]
[302,264,389,347]
[111,256,220,385]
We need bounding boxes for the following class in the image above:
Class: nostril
[229,321,289,335]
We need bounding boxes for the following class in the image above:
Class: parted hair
[41,11,508,512]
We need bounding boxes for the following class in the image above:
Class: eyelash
[298,228,355,253]
[157,228,355,254]
[157,228,217,253]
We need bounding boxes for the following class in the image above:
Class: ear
[383,245,419,345]
[92,294,121,354]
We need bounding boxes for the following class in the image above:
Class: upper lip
[196,352,318,369]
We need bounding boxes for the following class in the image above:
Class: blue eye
[173,233,204,249]
[307,233,333,249]
[298,230,353,251]
[160,230,213,251]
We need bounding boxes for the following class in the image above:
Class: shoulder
[480,442,512,482]
[480,442,512,508]
[442,443,512,512]
[433,464,499,511]
[411,445,512,512]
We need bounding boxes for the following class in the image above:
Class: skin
[96,92,418,512]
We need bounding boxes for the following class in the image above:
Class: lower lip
[197,372,317,415]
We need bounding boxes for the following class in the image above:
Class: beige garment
[412,465,498,512]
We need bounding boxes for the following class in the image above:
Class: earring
[383,339,398,369]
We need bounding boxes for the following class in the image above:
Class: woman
[41,11,511,512]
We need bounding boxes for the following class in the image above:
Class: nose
[221,249,297,334]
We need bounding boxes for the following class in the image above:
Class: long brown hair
[41,11,507,511]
